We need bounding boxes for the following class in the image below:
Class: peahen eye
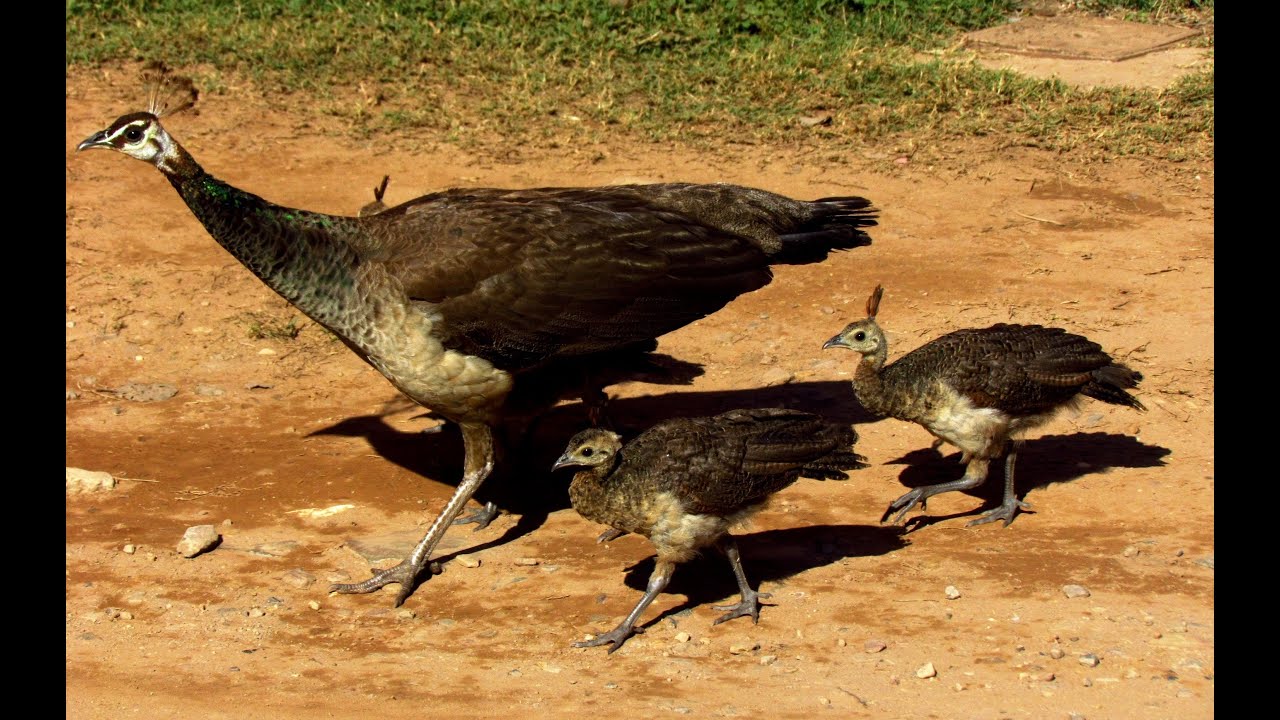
[125,127,143,142]
[582,448,594,457]
[854,331,866,342]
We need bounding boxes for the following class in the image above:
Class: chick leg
[330,422,495,606]
[883,457,991,525]
[967,440,1034,527]
[575,559,674,653]
[712,535,772,624]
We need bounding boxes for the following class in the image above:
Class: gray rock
[1062,584,1091,599]
[1078,653,1100,667]
[281,568,316,588]
[177,525,221,558]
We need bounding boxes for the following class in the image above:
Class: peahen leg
[329,422,495,606]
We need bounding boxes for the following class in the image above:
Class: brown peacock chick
[823,285,1145,529]
[357,175,391,217]
[552,408,865,653]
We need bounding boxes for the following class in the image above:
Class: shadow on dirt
[877,432,1171,530]
[599,523,907,629]
[308,380,879,560]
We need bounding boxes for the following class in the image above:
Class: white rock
[66,468,117,494]
[945,585,962,600]
[1062,584,1091,599]
[916,662,937,679]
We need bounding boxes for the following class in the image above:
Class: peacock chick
[357,175,391,217]
[823,285,1145,528]
[552,408,865,653]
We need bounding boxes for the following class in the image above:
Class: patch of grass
[238,311,303,341]
[66,0,1213,162]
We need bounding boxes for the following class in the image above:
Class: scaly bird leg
[967,440,1033,528]
[329,422,495,606]
[575,559,674,654]
[711,535,772,625]
[883,457,991,525]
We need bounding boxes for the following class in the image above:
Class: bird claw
[966,499,1034,528]
[596,528,627,543]
[712,591,773,625]
[328,559,439,606]
[574,625,638,653]
[453,502,500,531]
[882,488,928,525]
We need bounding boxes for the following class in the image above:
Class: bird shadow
[307,380,875,548]
[880,432,1171,530]
[604,524,907,630]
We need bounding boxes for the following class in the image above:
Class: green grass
[66,0,1213,162]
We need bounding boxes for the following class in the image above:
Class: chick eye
[124,127,143,142]
[581,448,594,457]
[854,331,867,341]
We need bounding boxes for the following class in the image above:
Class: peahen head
[552,428,624,474]
[75,62,197,172]
[822,284,888,360]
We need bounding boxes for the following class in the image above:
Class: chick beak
[76,130,111,153]
[822,333,850,350]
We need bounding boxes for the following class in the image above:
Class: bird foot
[966,499,1034,528]
[453,502,500,531]
[882,488,930,525]
[596,528,628,543]
[574,624,643,654]
[712,591,773,625]
[328,559,441,607]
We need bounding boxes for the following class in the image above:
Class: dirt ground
[65,58,1213,720]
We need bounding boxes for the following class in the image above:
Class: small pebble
[944,585,961,600]
[1079,653,1100,667]
[760,655,777,665]
[1050,646,1065,659]
[1062,584,1091,599]
[455,554,481,568]
[119,611,134,621]
[675,632,691,643]
[818,697,831,706]
[1068,714,1087,720]
[837,638,847,647]
[397,609,416,620]
[864,639,887,653]
[308,601,321,611]
[1036,672,1056,682]
[916,663,937,679]
[514,557,540,566]
[248,608,266,618]
[123,544,136,555]
[729,643,760,655]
